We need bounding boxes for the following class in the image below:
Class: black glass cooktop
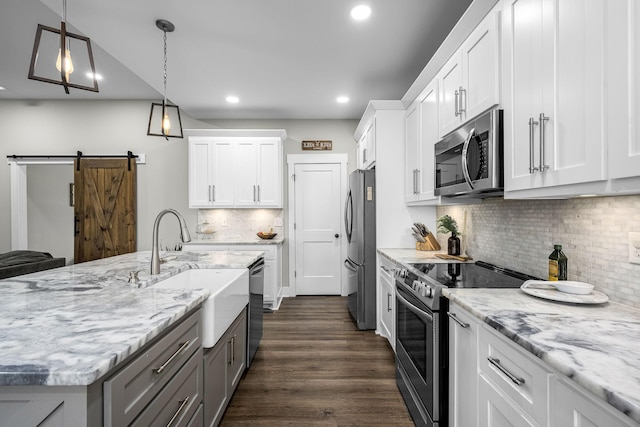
[407,261,540,289]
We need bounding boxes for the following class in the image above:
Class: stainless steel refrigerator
[344,169,376,330]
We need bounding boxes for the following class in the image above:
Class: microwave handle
[461,127,476,190]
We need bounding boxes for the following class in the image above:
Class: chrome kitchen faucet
[150,208,191,275]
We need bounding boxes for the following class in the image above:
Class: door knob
[335,234,340,238]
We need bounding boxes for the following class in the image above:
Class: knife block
[415,232,441,251]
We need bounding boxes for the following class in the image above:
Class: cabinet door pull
[413,169,418,194]
[212,184,216,202]
[231,335,236,365]
[208,185,212,202]
[447,312,470,328]
[454,90,460,117]
[253,185,256,202]
[363,148,368,163]
[257,185,260,202]
[387,293,392,312]
[487,356,525,386]
[166,396,190,427]
[153,340,190,375]
[459,87,466,113]
[415,169,420,194]
[528,118,539,174]
[539,113,549,172]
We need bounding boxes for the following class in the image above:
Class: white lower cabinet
[478,374,537,427]
[449,302,638,427]
[553,378,637,427]
[377,254,395,350]
[477,324,552,427]
[448,303,480,427]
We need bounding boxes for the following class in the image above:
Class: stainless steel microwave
[435,108,503,198]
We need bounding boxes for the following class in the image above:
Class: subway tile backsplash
[197,209,284,240]
[436,195,640,308]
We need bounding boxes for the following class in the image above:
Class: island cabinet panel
[204,308,247,427]
[130,350,203,427]
[103,309,202,426]
[0,384,102,427]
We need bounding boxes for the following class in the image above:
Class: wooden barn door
[74,158,137,263]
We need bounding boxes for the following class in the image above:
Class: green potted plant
[437,215,461,256]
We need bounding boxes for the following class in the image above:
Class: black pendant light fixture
[147,19,183,140]
[28,0,99,94]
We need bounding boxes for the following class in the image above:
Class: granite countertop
[444,288,640,423]
[0,250,263,387]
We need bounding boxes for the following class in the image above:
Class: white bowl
[553,281,594,295]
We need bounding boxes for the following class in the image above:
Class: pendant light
[28,0,99,94]
[147,19,183,140]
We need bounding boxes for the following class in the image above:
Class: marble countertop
[185,235,284,245]
[0,250,263,387]
[444,288,640,423]
[378,248,471,264]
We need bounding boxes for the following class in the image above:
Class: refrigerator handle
[344,190,353,243]
[344,259,359,272]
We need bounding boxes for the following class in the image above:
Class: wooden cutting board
[434,254,473,262]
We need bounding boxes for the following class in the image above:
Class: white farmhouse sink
[153,269,249,347]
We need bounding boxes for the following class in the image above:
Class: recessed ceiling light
[226,96,239,103]
[337,96,350,104]
[86,72,103,81]
[0,86,6,91]
[350,5,371,21]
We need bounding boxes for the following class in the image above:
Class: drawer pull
[154,340,190,375]
[166,396,190,427]
[447,312,470,328]
[487,356,525,386]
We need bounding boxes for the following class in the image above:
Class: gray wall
[0,101,358,272]
[0,99,210,257]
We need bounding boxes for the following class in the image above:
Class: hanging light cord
[62,0,67,22]
[162,28,168,105]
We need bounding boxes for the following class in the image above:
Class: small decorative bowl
[257,232,277,240]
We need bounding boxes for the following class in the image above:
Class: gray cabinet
[204,308,247,427]
[104,309,202,426]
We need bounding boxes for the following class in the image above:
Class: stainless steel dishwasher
[247,257,265,367]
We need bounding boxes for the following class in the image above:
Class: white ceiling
[0,0,473,120]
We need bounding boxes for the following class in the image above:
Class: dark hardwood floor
[220,296,414,426]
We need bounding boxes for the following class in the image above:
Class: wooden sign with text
[302,140,332,151]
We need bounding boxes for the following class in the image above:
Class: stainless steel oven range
[394,261,539,427]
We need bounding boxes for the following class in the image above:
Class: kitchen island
[444,288,640,425]
[0,249,263,426]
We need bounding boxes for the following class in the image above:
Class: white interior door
[293,163,342,295]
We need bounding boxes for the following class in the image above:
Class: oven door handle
[461,127,476,190]
[396,288,433,323]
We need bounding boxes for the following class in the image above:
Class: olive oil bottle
[548,245,567,281]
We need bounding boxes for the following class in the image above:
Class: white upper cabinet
[188,138,234,208]
[233,141,259,206]
[503,0,607,195]
[607,1,640,183]
[357,119,376,170]
[233,138,283,207]
[187,130,286,209]
[256,139,282,206]
[439,9,500,138]
[406,79,439,204]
